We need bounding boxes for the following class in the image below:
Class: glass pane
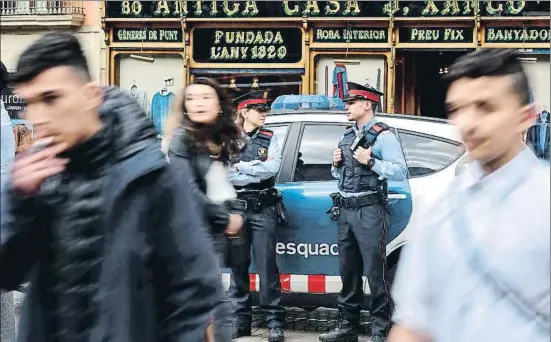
[294,124,347,182]
[314,54,386,112]
[264,124,290,143]
[399,131,465,177]
[117,54,184,136]
[210,74,302,104]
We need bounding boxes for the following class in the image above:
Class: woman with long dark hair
[164,77,244,342]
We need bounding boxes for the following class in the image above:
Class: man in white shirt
[389,49,550,342]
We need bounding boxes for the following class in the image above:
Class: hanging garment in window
[130,87,150,118]
[150,91,175,136]
[332,64,348,100]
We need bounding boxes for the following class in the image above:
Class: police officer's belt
[237,188,279,208]
[225,199,248,211]
[331,193,380,209]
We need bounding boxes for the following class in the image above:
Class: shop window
[208,74,302,104]
[314,54,386,112]
[115,54,184,137]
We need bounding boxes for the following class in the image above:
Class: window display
[208,74,302,104]
[117,54,184,136]
[315,55,386,112]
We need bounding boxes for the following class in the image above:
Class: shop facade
[1,1,105,122]
[102,1,550,119]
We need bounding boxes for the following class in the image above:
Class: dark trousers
[228,205,285,328]
[337,203,392,337]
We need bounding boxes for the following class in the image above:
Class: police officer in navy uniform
[319,83,407,342]
[229,91,285,342]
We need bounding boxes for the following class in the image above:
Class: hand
[11,142,69,195]
[225,214,244,236]
[353,146,372,165]
[332,148,343,167]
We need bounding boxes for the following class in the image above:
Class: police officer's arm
[330,132,346,180]
[233,134,283,179]
[371,131,408,182]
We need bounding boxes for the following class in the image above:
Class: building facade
[101,0,550,120]
[1,0,106,120]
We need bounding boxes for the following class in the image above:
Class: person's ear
[518,103,537,133]
[82,82,103,112]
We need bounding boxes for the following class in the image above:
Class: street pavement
[236,329,372,341]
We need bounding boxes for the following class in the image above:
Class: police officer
[229,91,285,342]
[319,83,407,342]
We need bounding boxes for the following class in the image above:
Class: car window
[398,130,465,178]
[264,124,289,143]
[293,124,348,182]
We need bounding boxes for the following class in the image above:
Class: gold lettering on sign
[315,28,387,42]
[116,29,180,42]
[422,1,439,15]
[282,1,299,16]
[325,1,340,15]
[223,0,239,16]
[304,1,320,15]
[343,0,360,15]
[155,1,169,15]
[441,0,460,15]
[487,28,550,42]
[409,28,466,41]
[242,1,259,16]
[210,30,288,61]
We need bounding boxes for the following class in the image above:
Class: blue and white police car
[222,95,467,306]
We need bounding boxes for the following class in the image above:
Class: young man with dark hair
[0,32,228,342]
[389,49,550,342]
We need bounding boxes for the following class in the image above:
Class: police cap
[235,90,270,111]
[344,82,384,103]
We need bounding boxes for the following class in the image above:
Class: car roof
[266,111,462,142]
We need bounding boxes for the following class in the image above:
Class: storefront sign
[1,84,26,120]
[485,27,550,43]
[399,27,473,43]
[313,27,387,43]
[192,28,302,63]
[113,27,182,42]
[104,1,548,19]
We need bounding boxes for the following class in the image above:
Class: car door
[395,129,466,242]
[275,122,412,277]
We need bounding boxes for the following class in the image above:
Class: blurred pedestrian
[1,59,16,342]
[389,49,550,342]
[165,77,245,342]
[0,32,226,342]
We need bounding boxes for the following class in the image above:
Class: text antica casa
[209,30,289,60]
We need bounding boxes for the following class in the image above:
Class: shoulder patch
[259,129,273,137]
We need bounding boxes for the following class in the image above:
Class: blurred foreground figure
[1,60,16,342]
[389,49,550,342]
[0,32,226,342]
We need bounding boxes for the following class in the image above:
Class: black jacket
[168,129,230,232]
[0,87,225,342]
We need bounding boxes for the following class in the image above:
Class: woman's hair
[166,77,241,163]
[13,124,33,154]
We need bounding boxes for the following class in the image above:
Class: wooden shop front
[101,1,550,117]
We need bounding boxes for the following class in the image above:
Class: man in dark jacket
[0,32,226,342]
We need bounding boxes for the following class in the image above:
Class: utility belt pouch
[274,190,288,225]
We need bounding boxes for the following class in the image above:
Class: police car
[222,95,467,305]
